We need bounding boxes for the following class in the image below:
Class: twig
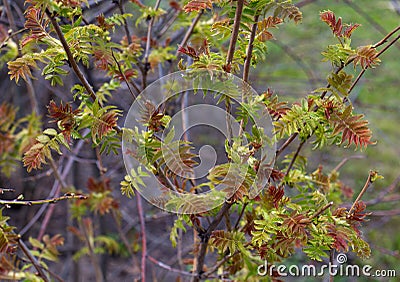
[373,25,400,48]
[225,0,245,70]
[300,201,334,224]
[348,33,400,94]
[203,250,239,277]
[332,155,365,172]
[348,170,376,215]
[116,0,132,45]
[193,202,233,281]
[45,9,97,101]
[142,0,162,89]
[364,175,400,206]
[243,14,259,82]
[136,193,147,281]
[285,139,305,177]
[0,188,15,193]
[276,132,298,157]
[234,202,248,230]
[0,193,87,206]
[147,255,196,277]
[174,11,204,57]
[111,50,139,98]
[18,239,50,281]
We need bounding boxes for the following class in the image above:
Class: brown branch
[193,201,233,281]
[300,201,334,224]
[332,155,365,172]
[136,193,147,281]
[285,139,305,177]
[45,9,97,101]
[0,193,87,206]
[174,10,204,57]
[243,14,259,82]
[111,50,139,98]
[348,170,376,215]
[348,33,400,94]
[116,0,132,45]
[142,0,162,89]
[373,25,400,48]
[18,239,50,281]
[147,255,196,277]
[225,0,245,70]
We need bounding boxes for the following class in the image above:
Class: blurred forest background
[0,0,399,281]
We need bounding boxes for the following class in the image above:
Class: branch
[332,155,365,172]
[348,170,377,215]
[285,139,305,177]
[174,10,204,57]
[142,0,162,89]
[116,0,132,45]
[225,0,245,71]
[242,14,259,82]
[147,255,196,277]
[18,239,50,281]
[45,9,97,101]
[0,193,87,206]
[193,201,233,281]
[349,33,400,93]
[136,193,147,281]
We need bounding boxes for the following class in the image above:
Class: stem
[243,14,259,82]
[225,0,245,71]
[175,11,203,56]
[348,33,400,94]
[142,0,162,89]
[332,155,365,172]
[45,9,97,101]
[348,171,375,215]
[0,193,87,206]
[18,239,50,281]
[117,0,132,44]
[147,255,195,277]
[193,202,233,281]
[136,193,147,281]
[285,139,305,177]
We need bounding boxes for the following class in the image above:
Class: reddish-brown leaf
[183,0,212,13]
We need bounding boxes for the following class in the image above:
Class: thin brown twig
[225,0,245,70]
[111,50,139,98]
[45,9,96,101]
[18,239,50,281]
[136,193,147,281]
[142,0,162,89]
[0,193,87,206]
[193,201,233,281]
[174,11,204,57]
[243,14,259,82]
[348,33,400,94]
[147,255,196,277]
[348,170,375,215]
[285,139,305,177]
[116,0,132,45]
[332,155,365,172]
